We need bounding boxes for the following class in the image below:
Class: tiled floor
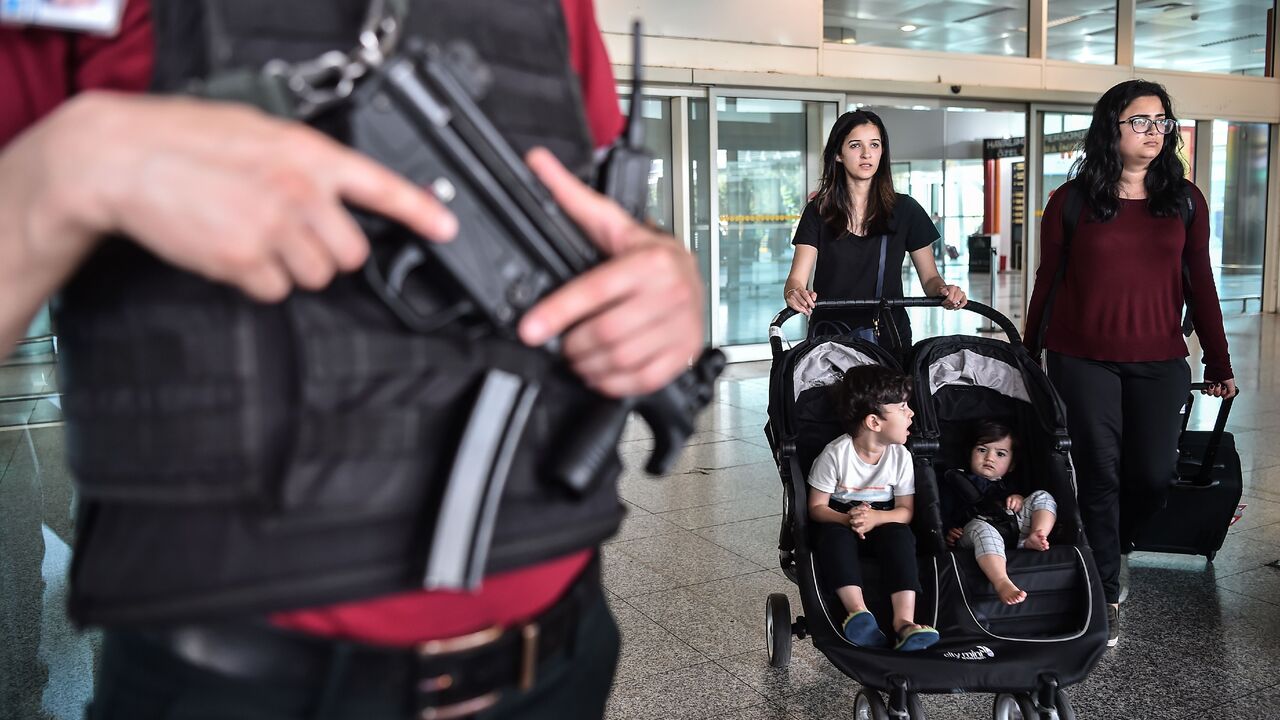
[601,310,1280,720]
[3,307,1279,719]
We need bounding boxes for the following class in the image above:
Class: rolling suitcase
[1131,382,1241,561]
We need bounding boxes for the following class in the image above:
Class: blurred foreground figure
[0,1,710,717]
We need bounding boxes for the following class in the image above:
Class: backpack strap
[1037,184,1085,354]
[1179,184,1196,337]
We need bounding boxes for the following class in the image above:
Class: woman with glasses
[783,109,968,347]
[1023,79,1237,649]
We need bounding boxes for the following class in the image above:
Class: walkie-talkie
[596,21,651,220]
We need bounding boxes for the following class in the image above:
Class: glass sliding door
[1039,111,1092,206]
[1023,106,1093,306]
[1209,120,1269,311]
[690,98,713,342]
[619,95,677,233]
[714,96,836,348]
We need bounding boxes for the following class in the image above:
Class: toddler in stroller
[807,365,940,651]
[941,420,1058,605]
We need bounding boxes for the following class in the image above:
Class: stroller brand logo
[942,645,995,661]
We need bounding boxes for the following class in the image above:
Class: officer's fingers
[325,142,458,244]
[525,147,631,254]
[275,227,338,291]
[521,264,635,346]
[587,340,696,398]
[238,262,292,303]
[571,304,701,396]
[560,289,682,362]
[568,320,671,386]
[306,200,371,272]
[521,244,691,347]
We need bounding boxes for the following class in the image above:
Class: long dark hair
[1070,79,1186,222]
[814,110,898,236]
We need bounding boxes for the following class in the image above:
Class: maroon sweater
[1024,180,1232,381]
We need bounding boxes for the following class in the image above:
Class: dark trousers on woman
[1047,352,1191,604]
[813,518,923,596]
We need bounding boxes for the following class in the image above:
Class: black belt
[830,498,895,513]
[130,560,599,719]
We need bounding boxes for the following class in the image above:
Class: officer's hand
[518,148,704,398]
[10,91,457,304]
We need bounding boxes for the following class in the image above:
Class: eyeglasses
[1118,116,1177,135]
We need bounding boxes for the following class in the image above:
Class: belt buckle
[414,622,541,720]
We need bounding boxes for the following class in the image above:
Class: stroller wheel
[906,691,926,719]
[991,693,1036,720]
[992,691,1074,720]
[765,593,792,668]
[1053,689,1076,720]
[855,689,889,720]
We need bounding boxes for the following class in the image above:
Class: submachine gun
[196,8,724,588]
[347,34,724,477]
[212,17,726,587]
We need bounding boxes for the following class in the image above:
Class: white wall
[596,0,821,48]
[594,0,1280,123]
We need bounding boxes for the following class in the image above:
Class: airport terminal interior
[5,1,1280,718]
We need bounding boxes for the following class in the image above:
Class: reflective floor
[2,307,1278,719]
[602,310,1280,720]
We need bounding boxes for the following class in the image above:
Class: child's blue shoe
[841,610,889,648]
[894,624,940,652]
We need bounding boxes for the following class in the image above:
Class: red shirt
[1023,180,1232,381]
[1,0,623,645]
[0,0,153,145]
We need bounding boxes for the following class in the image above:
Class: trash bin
[968,234,993,273]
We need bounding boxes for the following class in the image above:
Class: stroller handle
[768,297,1023,353]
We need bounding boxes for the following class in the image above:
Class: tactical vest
[56,0,623,627]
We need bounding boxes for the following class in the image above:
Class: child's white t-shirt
[807,436,915,504]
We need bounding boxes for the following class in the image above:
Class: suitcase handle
[1179,382,1234,487]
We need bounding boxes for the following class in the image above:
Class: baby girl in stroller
[940,420,1058,605]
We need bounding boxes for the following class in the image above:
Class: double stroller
[762,299,1108,720]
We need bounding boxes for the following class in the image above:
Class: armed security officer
[0,0,705,717]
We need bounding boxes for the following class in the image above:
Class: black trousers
[85,581,619,720]
[812,520,922,596]
[1047,352,1190,604]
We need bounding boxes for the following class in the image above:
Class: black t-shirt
[791,193,939,339]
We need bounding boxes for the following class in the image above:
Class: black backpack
[1037,181,1197,353]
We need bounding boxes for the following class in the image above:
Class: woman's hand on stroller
[1006,494,1025,513]
[945,527,963,547]
[936,283,968,310]
[785,286,817,316]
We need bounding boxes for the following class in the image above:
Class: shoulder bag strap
[1036,185,1085,354]
[871,234,903,352]
[1179,185,1197,337]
